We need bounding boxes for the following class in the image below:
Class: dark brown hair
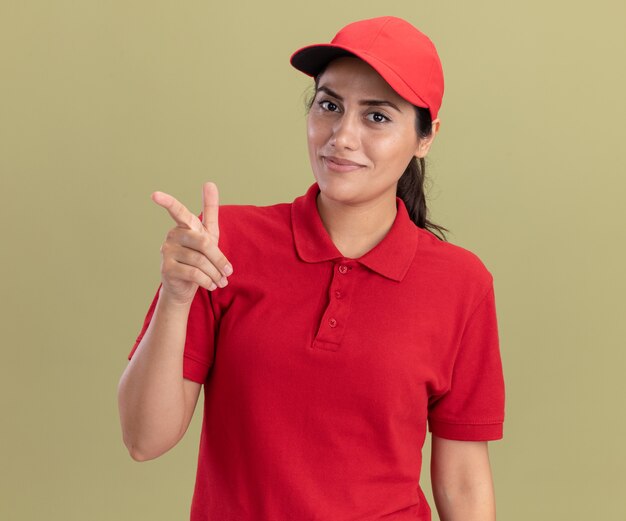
[304,65,450,242]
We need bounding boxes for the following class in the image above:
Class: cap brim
[290,44,359,77]
[289,43,430,111]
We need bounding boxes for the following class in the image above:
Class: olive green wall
[1,1,624,519]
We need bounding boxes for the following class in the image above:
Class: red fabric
[289,16,445,122]
[128,181,505,520]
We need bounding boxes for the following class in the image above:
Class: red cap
[290,16,444,122]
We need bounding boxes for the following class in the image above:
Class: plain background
[1,1,625,519]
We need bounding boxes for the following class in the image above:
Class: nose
[330,112,360,150]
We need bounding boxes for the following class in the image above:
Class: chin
[315,175,365,203]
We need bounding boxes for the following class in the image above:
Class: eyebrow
[316,85,402,113]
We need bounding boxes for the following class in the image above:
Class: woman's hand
[151,181,233,305]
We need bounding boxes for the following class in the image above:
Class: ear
[414,118,441,159]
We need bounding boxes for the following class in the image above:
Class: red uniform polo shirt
[128,181,505,520]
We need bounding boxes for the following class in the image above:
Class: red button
[335,290,342,299]
[338,265,348,274]
[328,318,337,327]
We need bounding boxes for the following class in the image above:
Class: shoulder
[413,227,494,298]
[198,200,292,237]
[218,200,291,229]
[199,200,293,262]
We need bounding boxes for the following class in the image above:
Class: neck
[316,191,398,259]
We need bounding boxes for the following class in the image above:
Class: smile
[322,156,364,173]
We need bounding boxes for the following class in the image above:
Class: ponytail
[397,105,449,241]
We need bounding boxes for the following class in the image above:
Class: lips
[323,155,363,167]
[322,155,365,173]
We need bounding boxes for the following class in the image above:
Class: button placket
[312,261,356,352]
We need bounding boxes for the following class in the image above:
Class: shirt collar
[291,182,419,282]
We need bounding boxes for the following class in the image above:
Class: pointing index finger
[151,191,203,232]
[202,182,220,239]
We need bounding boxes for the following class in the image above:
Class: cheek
[369,134,402,156]
[306,117,324,144]
[307,110,335,142]
[370,134,418,167]
[306,127,317,158]
[306,120,315,142]
[306,119,322,161]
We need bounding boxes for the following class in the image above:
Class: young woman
[118,16,505,521]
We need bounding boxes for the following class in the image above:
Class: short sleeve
[427,283,506,441]
[127,283,218,384]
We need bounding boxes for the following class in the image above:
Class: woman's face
[306,56,430,207]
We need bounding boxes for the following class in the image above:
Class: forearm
[117,288,191,460]
[430,436,497,521]
[432,476,496,521]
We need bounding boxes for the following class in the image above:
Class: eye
[366,112,390,124]
[318,100,340,112]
